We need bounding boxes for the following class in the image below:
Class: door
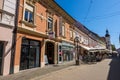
[45,42,54,64]
[29,47,36,68]
[0,42,3,74]
[20,46,29,70]
[20,38,40,70]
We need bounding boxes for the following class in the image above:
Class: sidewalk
[30,58,115,80]
[0,61,75,80]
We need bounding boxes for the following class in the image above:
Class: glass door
[20,46,29,70]
[29,46,36,69]
[20,38,40,70]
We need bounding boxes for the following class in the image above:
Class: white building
[105,29,112,53]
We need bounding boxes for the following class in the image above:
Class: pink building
[0,0,16,76]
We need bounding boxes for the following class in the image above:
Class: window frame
[70,30,73,38]
[62,23,65,37]
[24,3,34,24]
[47,16,53,31]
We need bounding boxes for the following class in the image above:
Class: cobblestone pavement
[31,58,120,80]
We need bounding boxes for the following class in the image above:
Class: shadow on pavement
[107,57,120,80]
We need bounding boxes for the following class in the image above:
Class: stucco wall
[0,26,13,75]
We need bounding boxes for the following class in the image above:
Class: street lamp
[74,36,80,65]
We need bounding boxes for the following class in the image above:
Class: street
[31,58,120,80]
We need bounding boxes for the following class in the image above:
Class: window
[73,32,75,39]
[24,3,34,23]
[59,22,65,37]
[48,17,53,31]
[79,35,81,41]
[24,9,33,23]
[62,24,65,36]
[70,30,73,38]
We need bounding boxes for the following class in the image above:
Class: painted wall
[0,26,13,75]
[0,0,16,76]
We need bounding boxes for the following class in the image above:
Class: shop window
[20,38,40,70]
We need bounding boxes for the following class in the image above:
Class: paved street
[31,58,120,80]
[0,58,120,80]
[0,61,74,80]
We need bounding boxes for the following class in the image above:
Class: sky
[55,0,120,49]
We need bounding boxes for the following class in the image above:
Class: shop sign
[48,31,55,39]
[59,52,62,54]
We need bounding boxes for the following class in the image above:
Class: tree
[111,44,116,51]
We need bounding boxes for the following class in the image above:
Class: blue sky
[55,0,120,49]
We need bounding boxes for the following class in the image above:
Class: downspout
[10,0,20,74]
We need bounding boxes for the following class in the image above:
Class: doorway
[0,42,4,74]
[45,42,54,64]
[20,38,41,70]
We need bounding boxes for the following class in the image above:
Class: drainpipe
[10,0,20,74]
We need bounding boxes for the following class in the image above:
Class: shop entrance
[45,42,54,64]
[20,38,41,70]
[0,42,4,74]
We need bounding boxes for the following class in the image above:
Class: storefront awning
[89,48,109,52]
[80,45,91,51]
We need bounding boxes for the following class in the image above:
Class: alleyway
[31,58,120,80]
[0,57,120,80]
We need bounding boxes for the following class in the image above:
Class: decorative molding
[20,20,36,28]
[17,27,47,38]
[36,13,47,21]
[0,9,15,16]
[26,0,37,5]
[0,22,13,29]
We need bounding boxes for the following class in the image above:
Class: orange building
[13,0,106,74]
[13,0,76,73]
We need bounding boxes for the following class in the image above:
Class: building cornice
[17,27,62,42]
[0,9,15,16]
[38,0,75,25]
[17,27,47,38]
[0,22,14,29]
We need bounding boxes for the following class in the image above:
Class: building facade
[11,0,107,74]
[0,0,17,75]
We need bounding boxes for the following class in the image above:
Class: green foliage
[111,44,116,51]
